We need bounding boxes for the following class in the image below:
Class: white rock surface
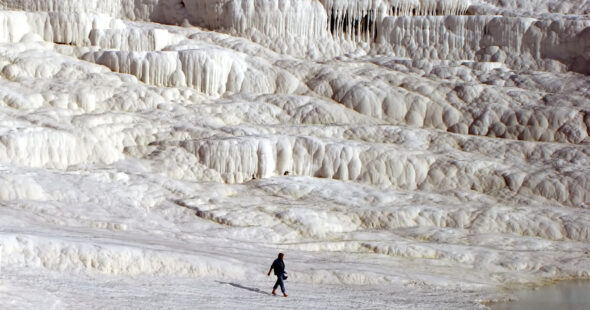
[0,0,589,309]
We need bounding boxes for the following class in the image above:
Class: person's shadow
[217,281,271,295]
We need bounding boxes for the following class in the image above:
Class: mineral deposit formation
[0,1,589,309]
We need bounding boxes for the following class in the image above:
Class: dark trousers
[273,273,286,293]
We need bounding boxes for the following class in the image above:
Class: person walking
[267,252,288,297]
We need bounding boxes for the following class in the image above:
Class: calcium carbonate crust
[0,1,589,309]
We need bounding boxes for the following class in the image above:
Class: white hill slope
[0,0,589,309]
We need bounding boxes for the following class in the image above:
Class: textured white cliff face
[0,0,159,21]
[477,0,590,14]
[143,0,590,73]
[82,46,300,96]
[1,0,590,309]
[1,0,588,71]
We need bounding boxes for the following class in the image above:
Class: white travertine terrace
[0,0,589,309]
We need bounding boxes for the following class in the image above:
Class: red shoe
[283,293,288,297]
[272,290,276,296]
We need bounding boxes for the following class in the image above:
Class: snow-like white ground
[0,0,589,309]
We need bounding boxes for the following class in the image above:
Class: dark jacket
[270,258,285,276]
